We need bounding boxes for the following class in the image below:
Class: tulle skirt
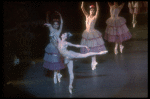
[43,43,65,70]
[80,29,106,54]
[104,17,132,43]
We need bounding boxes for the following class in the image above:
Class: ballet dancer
[128,1,141,28]
[80,1,107,70]
[43,11,65,84]
[104,2,132,55]
[57,32,108,94]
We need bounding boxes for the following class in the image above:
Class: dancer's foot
[133,23,135,28]
[57,73,62,83]
[54,76,57,84]
[91,62,98,70]
[98,50,108,55]
[132,20,137,28]
[69,85,73,94]
[120,45,124,53]
[114,48,118,55]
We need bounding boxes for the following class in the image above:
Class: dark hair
[67,32,73,39]
[61,32,72,40]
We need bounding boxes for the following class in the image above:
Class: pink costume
[80,16,106,53]
[104,4,132,43]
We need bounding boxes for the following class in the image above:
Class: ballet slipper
[54,76,57,84]
[132,20,137,28]
[57,73,62,83]
[120,45,124,53]
[114,48,118,55]
[69,85,73,94]
[98,50,108,55]
[91,61,98,70]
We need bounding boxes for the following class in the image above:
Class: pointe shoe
[69,85,73,94]
[57,73,62,83]
[99,50,108,55]
[120,45,124,53]
[54,76,57,84]
[132,20,137,28]
[133,23,135,28]
[114,48,118,55]
[91,62,98,70]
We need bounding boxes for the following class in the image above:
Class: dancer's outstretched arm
[81,1,89,16]
[44,23,54,33]
[67,42,88,49]
[95,2,99,19]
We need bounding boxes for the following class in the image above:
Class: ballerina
[80,1,107,70]
[128,1,141,28]
[57,32,108,94]
[104,2,132,55]
[43,11,65,84]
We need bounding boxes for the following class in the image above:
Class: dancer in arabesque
[58,32,108,94]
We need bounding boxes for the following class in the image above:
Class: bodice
[85,16,96,31]
[49,30,60,45]
[58,41,68,57]
[110,7,121,18]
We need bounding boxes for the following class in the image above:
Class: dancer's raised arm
[81,1,89,16]
[95,2,99,19]
[44,11,54,32]
[56,11,63,36]
[108,2,112,7]
[119,2,125,9]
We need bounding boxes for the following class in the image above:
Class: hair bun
[67,32,73,37]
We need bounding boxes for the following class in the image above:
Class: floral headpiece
[89,5,95,9]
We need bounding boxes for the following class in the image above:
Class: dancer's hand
[55,11,61,15]
[85,46,90,52]
[44,23,51,27]
[81,1,84,8]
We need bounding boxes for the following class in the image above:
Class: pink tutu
[104,17,132,43]
[80,29,106,53]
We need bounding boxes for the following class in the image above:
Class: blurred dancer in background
[128,1,141,28]
[104,2,132,55]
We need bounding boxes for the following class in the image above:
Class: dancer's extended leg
[75,50,108,59]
